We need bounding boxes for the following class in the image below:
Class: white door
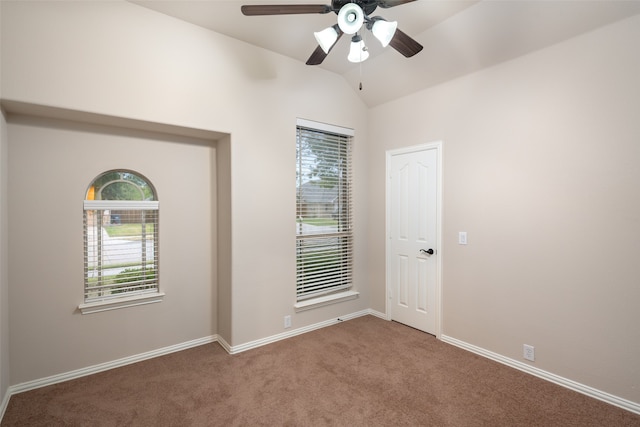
[387,144,440,335]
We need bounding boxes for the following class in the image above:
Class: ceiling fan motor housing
[337,3,365,34]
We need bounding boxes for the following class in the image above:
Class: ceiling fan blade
[241,4,332,15]
[388,28,423,58]
[306,26,343,65]
[306,46,329,65]
[377,0,416,9]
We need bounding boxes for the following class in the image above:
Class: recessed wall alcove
[1,100,231,385]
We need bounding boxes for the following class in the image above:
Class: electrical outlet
[284,315,292,329]
[523,344,535,362]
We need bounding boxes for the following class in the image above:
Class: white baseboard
[0,334,218,419]
[441,334,640,416]
[0,387,10,423]
[0,310,389,420]
[2,308,379,417]
[5,319,637,420]
[367,309,388,320]
[216,335,232,354]
[227,309,372,354]
[0,334,218,420]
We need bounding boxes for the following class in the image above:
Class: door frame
[385,141,443,338]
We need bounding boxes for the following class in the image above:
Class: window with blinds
[296,120,353,301]
[83,170,159,304]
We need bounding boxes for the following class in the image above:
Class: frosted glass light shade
[314,26,339,54]
[348,36,369,63]
[372,20,398,47]
[337,3,364,35]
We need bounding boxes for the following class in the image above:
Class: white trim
[83,200,159,210]
[216,335,232,354]
[385,141,443,338]
[227,309,372,354]
[4,315,637,420]
[293,290,359,312]
[78,292,165,314]
[368,309,388,320]
[0,389,10,423]
[441,335,640,416]
[296,118,355,137]
[0,310,377,420]
[4,335,217,400]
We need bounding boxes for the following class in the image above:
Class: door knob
[420,248,434,255]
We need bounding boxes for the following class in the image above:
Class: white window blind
[84,200,159,302]
[296,121,353,301]
[83,170,159,305]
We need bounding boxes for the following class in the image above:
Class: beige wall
[1,0,369,384]
[367,15,640,403]
[7,116,217,384]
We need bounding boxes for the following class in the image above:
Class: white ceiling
[132,0,640,106]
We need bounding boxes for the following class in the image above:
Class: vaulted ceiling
[132,0,640,106]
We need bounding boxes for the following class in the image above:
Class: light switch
[458,232,468,245]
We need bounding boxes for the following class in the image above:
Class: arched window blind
[296,119,353,301]
[83,170,159,306]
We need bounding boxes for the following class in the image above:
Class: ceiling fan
[241,0,423,65]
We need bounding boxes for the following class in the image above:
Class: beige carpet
[2,315,639,426]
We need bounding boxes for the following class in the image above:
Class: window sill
[78,292,165,315]
[294,290,359,312]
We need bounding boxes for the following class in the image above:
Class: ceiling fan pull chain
[358,31,367,90]
[359,37,366,90]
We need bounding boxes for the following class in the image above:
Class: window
[296,119,354,303]
[80,170,162,314]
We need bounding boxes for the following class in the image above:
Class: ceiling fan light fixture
[348,34,369,63]
[337,3,364,35]
[314,26,339,54]
[372,19,398,47]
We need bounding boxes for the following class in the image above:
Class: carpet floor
[2,315,639,426]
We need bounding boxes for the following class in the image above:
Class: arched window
[80,170,161,314]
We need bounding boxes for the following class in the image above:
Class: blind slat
[296,123,353,301]
[83,208,159,303]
